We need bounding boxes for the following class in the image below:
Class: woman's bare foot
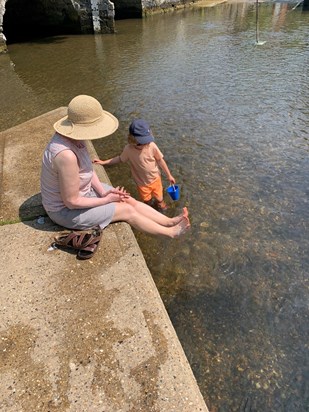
[170,218,191,238]
[169,207,190,227]
[182,207,190,224]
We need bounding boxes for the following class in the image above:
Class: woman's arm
[91,170,107,196]
[54,150,128,209]
[91,163,130,198]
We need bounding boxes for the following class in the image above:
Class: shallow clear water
[0,2,308,410]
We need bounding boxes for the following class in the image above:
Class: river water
[0,2,308,411]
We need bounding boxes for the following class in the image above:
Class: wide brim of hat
[53,110,119,140]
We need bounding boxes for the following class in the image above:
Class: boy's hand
[169,176,176,185]
[92,158,103,165]
[93,156,121,166]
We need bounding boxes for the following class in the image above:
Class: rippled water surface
[0,2,308,410]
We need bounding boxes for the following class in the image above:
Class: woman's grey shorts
[47,183,116,230]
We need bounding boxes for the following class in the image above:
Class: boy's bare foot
[157,200,169,211]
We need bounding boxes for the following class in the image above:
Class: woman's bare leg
[111,202,190,238]
[124,196,188,227]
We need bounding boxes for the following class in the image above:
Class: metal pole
[255,0,266,45]
[256,0,259,43]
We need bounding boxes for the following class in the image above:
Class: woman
[40,95,190,238]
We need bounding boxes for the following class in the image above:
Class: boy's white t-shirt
[120,142,163,186]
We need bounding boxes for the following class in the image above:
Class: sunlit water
[0,2,308,410]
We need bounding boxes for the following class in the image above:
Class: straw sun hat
[53,95,119,140]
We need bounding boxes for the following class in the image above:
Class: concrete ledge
[0,108,67,223]
[0,110,208,411]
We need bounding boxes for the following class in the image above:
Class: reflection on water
[0,2,308,410]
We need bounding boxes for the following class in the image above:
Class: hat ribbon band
[72,114,103,126]
[65,115,103,135]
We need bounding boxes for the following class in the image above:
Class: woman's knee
[112,202,135,222]
[125,196,138,207]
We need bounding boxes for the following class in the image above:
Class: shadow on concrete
[18,194,90,258]
[18,193,65,234]
[19,193,46,222]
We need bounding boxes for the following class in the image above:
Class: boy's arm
[157,158,176,185]
[93,155,122,166]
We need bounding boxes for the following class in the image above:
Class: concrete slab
[0,107,66,223]
[0,111,209,411]
[193,0,227,7]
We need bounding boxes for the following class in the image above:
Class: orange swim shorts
[137,177,163,202]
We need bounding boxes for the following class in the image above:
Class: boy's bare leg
[156,198,168,211]
[144,198,154,206]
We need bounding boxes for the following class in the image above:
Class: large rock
[0,0,115,50]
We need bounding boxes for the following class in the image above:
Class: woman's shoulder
[47,134,85,158]
[49,133,69,148]
[47,133,66,151]
[52,134,87,150]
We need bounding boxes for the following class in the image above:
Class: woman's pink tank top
[40,133,93,212]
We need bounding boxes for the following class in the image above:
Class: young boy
[93,119,175,211]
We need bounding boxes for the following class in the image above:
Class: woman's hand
[104,186,130,202]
